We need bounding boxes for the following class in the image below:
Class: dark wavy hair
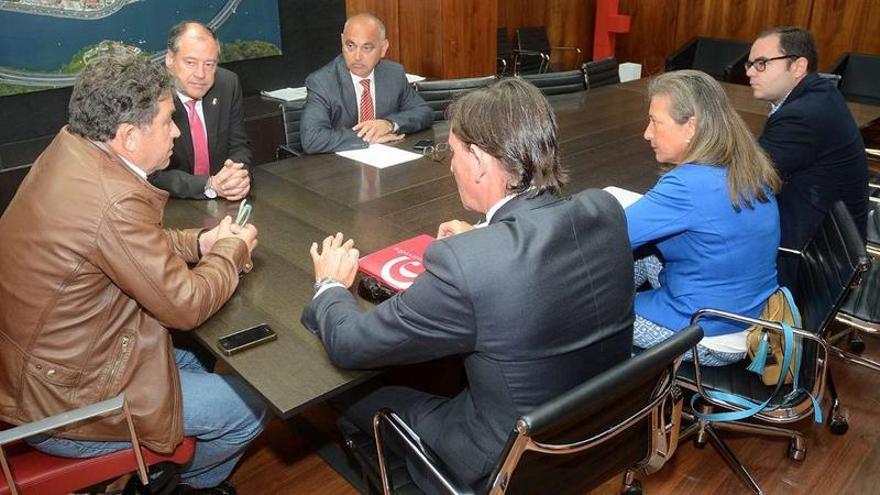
[68,42,172,141]
[446,78,567,196]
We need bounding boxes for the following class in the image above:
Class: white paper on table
[260,87,308,101]
[336,143,424,169]
[603,186,644,208]
[406,73,426,83]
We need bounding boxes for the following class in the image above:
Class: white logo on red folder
[380,256,423,289]
[358,235,434,292]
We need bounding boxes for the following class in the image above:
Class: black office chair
[833,203,880,366]
[829,52,880,106]
[497,28,513,76]
[584,57,620,89]
[519,68,587,96]
[675,201,870,494]
[666,37,751,83]
[277,99,306,158]
[514,27,582,75]
[414,76,497,123]
[340,325,703,494]
[0,164,30,215]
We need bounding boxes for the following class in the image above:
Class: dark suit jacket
[302,190,635,488]
[300,55,432,154]
[149,67,253,199]
[759,72,868,251]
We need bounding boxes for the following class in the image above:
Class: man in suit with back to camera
[302,78,635,491]
[747,26,867,284]
[0,42,265,494]
[150,21,252,201]
[300,12,432,154]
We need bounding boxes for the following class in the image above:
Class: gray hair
[447,78,567,196]
[68,41,172,141]
[648,70,780,209]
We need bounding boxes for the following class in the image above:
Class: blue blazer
[759,72,868,250]
[626,164,780,337]
[303,190,634,487]
[300,55,432,154]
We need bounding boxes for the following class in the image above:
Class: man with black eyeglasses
[746,26,867,286]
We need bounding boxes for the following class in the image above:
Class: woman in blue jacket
[628,70,781,366]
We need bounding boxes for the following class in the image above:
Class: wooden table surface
[162,79,880,419]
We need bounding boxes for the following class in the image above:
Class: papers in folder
[603,186,643,208]
[336,144,423,169]
[260,87,307,101]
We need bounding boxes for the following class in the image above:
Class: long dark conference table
[162,78,880,419]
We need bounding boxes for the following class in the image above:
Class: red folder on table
[358,235,434,292]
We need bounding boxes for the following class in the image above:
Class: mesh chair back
[415,76,497,122]
[279,100,306,155]
[515,27,551,75]
[584,57,620,88]
[520,69,587,96]
[487,325,702,495]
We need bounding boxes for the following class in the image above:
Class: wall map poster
[0,0,282,96]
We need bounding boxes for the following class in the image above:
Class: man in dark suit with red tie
[300,13,432,154]
[150,21,252,200]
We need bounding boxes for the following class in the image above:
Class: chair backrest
[520,69,587,96]
[584,57,620,88]
[279,99,307,156]
[415,76,497,122]
[666,37,751,81]
[485,325,703,494]
[794,201,871,336]
[829,52,880,105]
[514,27,550,75]
[0,164,31,216]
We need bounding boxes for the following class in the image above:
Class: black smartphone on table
[217,323,277,356]
[413,139,434,152]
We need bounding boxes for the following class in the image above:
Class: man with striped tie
[301,13,432,154]
[150,21,252,201]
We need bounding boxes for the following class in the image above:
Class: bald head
[344,13,386,41]
[340,13,389,78]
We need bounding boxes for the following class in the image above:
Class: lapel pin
[212,98,218,106]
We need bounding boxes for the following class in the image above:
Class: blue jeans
[26,348,268,488]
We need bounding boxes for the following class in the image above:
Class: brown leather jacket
[0,127,251,453]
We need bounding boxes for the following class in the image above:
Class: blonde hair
[648,70,780,209]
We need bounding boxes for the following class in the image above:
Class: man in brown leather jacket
[0,43,265,494]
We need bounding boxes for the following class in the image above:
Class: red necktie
[186,99,210,176]
[359,79,374,122]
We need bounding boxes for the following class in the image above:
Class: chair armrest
[0,394,150,490]
[687,309,829,414]
[372,409,475,495]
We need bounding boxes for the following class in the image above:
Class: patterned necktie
[186,99,210,176]
[359,79,374,122]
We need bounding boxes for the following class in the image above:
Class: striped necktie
[359,78,374,122]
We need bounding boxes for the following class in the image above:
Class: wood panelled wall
[346,0,880,80]
[617,0,880,75]
[347,0,497,79]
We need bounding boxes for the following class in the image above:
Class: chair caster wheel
[622,480,643,495]
[848,337,866,353]
[829,416,849,435]
[787,442,806,461]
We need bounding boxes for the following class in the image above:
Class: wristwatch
[204,176,218,199]
[314,276,342,293]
